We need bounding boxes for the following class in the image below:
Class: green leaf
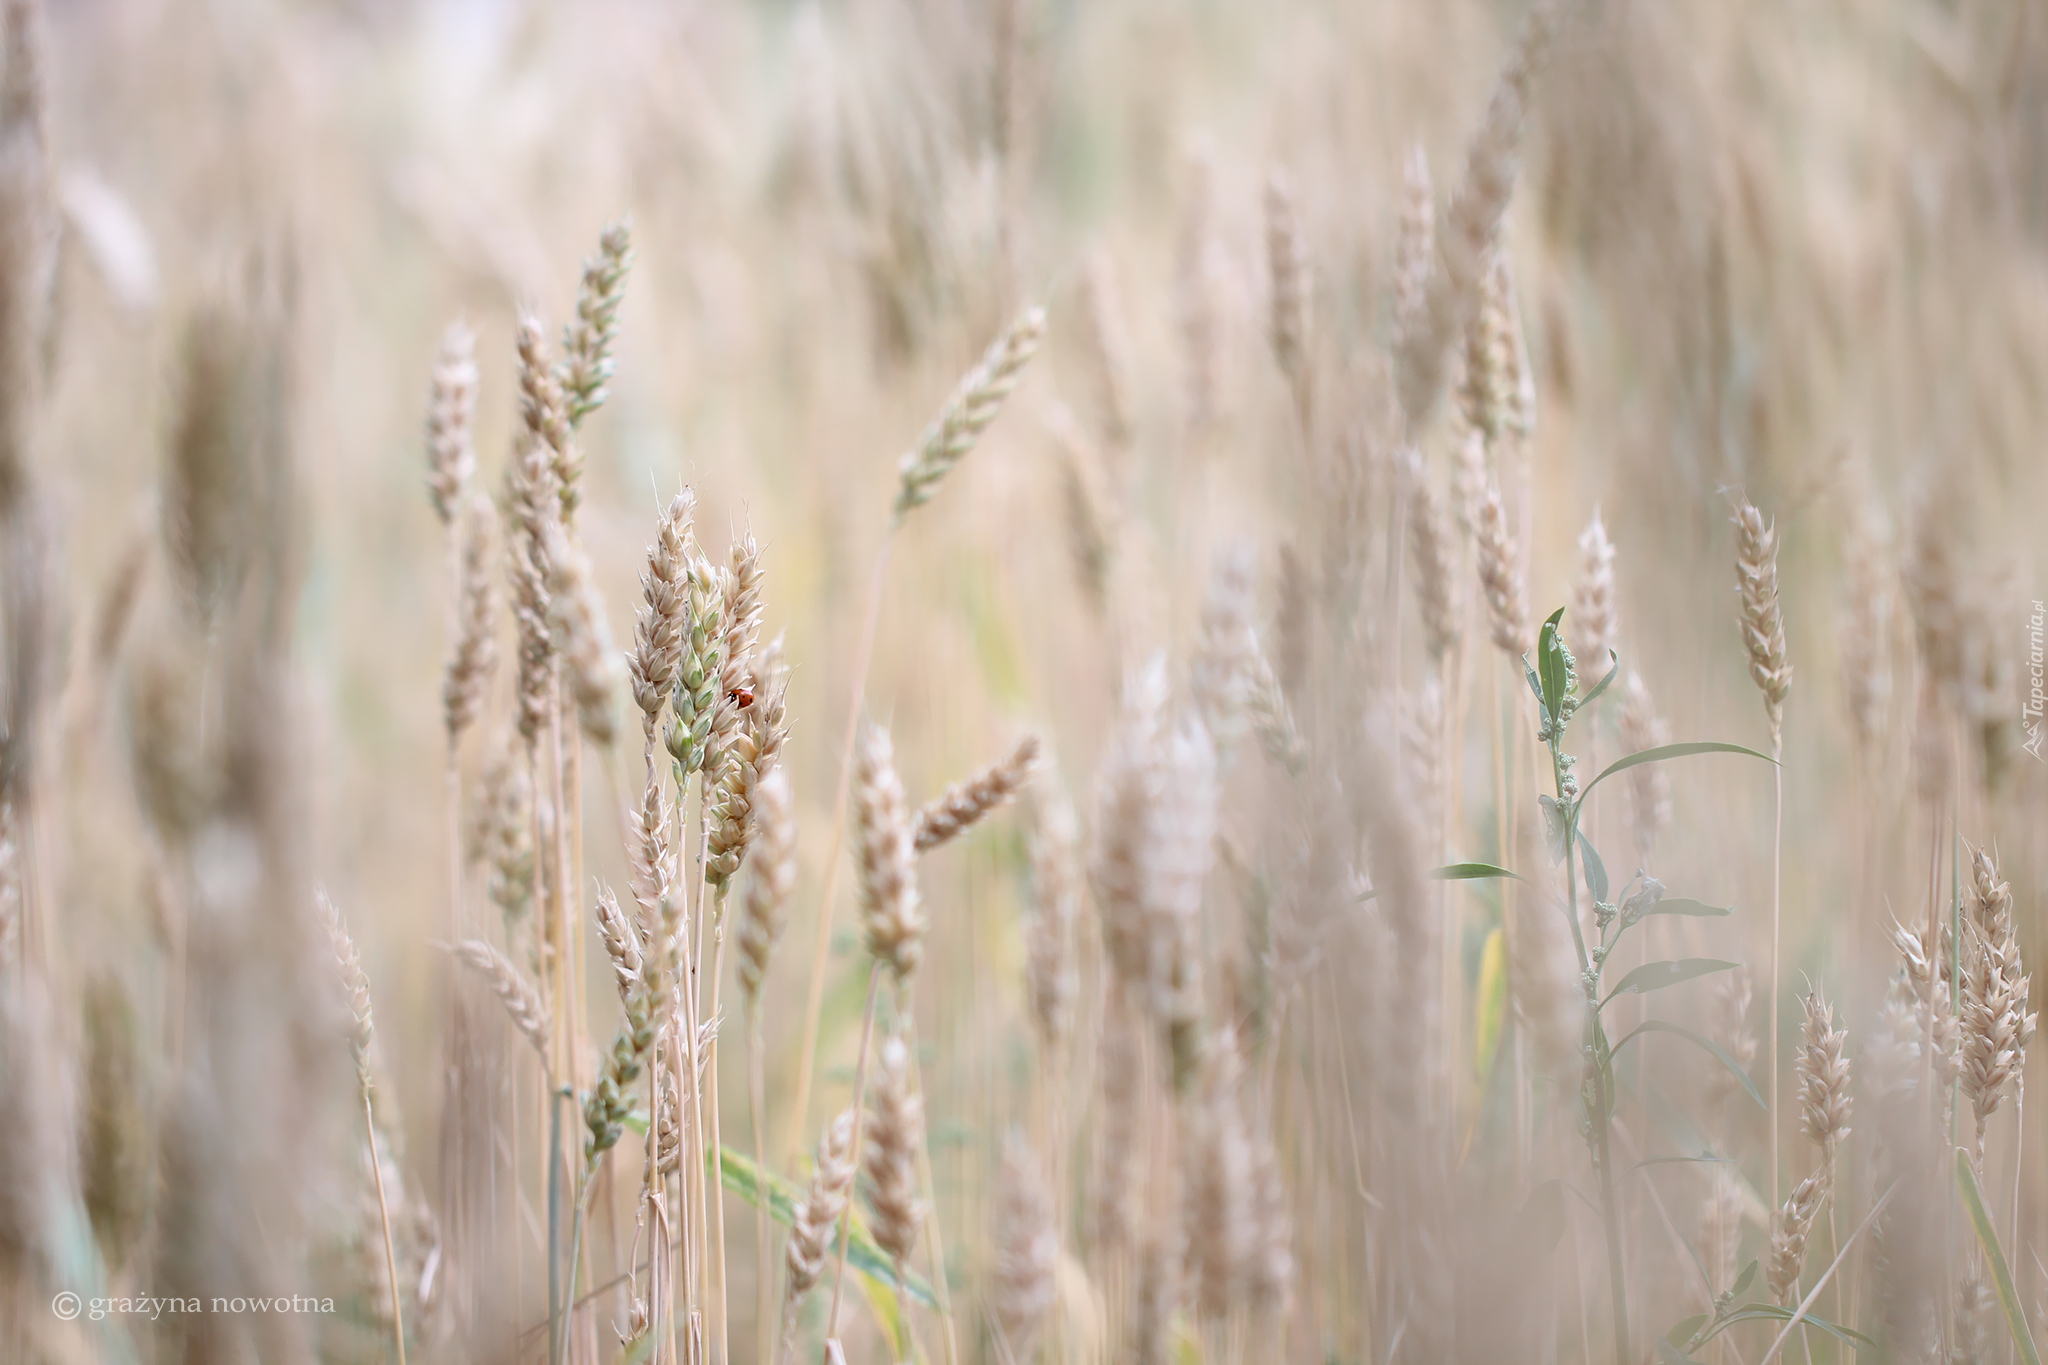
[1538,796,1569,863]
[1668,1314,1708,1345]
[1634,1154,1733,1169]
[1602,959,1738,1009]
[1957,1149,2044,1365]
[1522,655,1546,709]
[1581,741,1777,804]
[1432,861,1525,883]
[1474,927,1508,1080]
[1581,653,1621,708]
[1659,1340,1701,1365]
[1731,1259,1758,1300]
[1577,829,1609,906]
[1696,1305,1876,1352]
[1643,898,1733,919]
[718,1147,937,1309]
[1537,608,1570,720]
[1613,1019,1766,1111]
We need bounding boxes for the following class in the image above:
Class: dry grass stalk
[319,892,407,1365]
[442,495,499,745]
[895,304,1048,518]
[452,939,551,1056]
[913,734,1043,853]
[1903,481,1965,694]
[1570,508,1618,670]
[1731,493,1792,745]
[990,1134,1058,1361]
[1471,449,1527,655]
[630,489,694,731]
[737,765,796,1003]
[424,321,478,526]
[855,722,925,980]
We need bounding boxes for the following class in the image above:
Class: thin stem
[560,1181,592,1365]
[1551,727,1625,1364]
[824,961,887,1353]
[364,1087,408,1365]
[789,542,894,1164]
[904,1009,960,1365]
[751,998,774,1365]
[1769,741,1783,1209]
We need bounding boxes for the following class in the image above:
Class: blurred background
[7,0,2048,1361]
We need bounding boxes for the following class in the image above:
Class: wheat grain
[558,219,632,432]
[786,1108,858,1301]
[425,321,478,526]
[594,885,643,1004]
[630,489,694,729]
[451,939,550,1056]
[1796,986,1851,1164]
[1731,492,1792,744]
[1618,671,1672,861]
[1472,452,1527,655]
[1570,507,1618,670]
[864,1034,927,1269]
[1391,144,1433,350]
[1264,168,1311,394]
[990,1134,1058,1359]
[912,734,1042,853]
[442,495,498,745]
[854,722,924,980]
[737,765,795,1003]
[1406,451,1462,669]
[1765,1170,1823,1304]
[1024,783,1079,1060]
[895,305,1047,518]
[542,520,621,748]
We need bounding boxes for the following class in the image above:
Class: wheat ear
[913,734,1043,853]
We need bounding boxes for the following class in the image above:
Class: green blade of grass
[1579,741,1777,806]
[717,1146,937,1309]
[1957,1148,2042,1365]
[1612,1019,1766,1110]
[1601,959,1738,1010]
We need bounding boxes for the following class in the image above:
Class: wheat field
[1,1,2046,1363]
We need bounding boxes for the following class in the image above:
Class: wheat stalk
[895,306,1048,518]
[424,321,478,526]
[912,734,1043,854]
[320,892,406,1365]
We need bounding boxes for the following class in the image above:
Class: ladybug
[728,685,755,710]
